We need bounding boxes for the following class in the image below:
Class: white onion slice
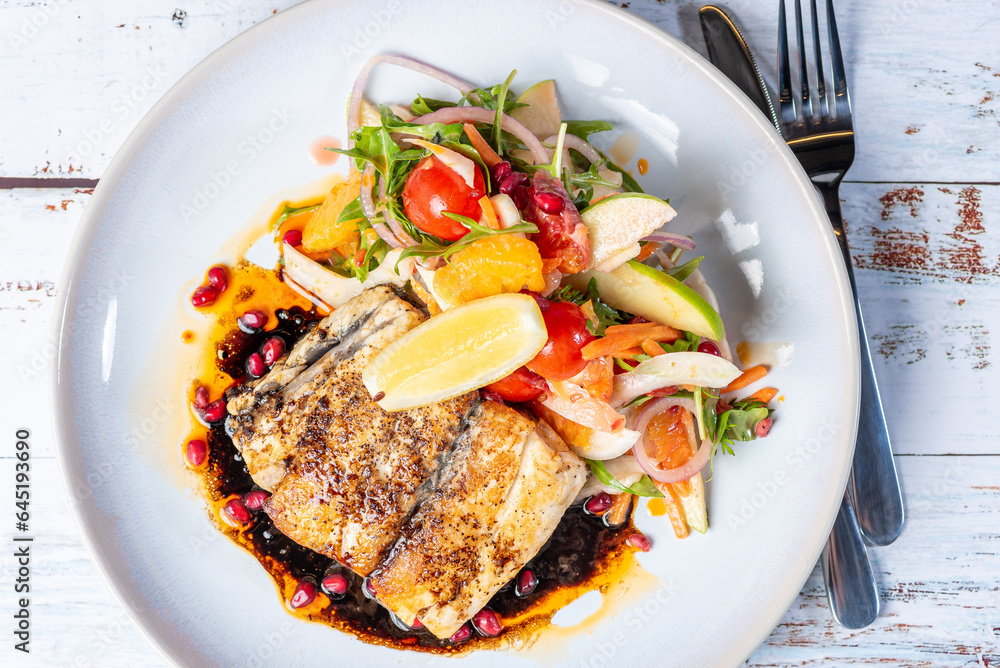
[631,399,711,483]
[411,107,550,165]
[541,381,625,433]
[610,352,742,408]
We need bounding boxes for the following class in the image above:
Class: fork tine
[777,0,797,127]
[826,0,853,123]
[794,0,812,120]
[811,0,826,117]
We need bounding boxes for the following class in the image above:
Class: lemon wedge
[363,293,548,411]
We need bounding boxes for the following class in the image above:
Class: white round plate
[52,0,859,666]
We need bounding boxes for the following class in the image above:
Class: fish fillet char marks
[225,286,586,638]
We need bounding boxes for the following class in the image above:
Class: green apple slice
[580,193,677,271]
[568,259,725,341]
[510,80,562,140]
[676,471,708,533]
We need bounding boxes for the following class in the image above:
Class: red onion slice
[411,107,550,166]
[377,174,417,247]
[543,133,602,165]
[631,398,711,483]
[642,232,696,250]
[348,55,478,144]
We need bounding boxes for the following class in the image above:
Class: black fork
[778,0,904,628]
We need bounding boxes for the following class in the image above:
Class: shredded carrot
[641,339,665,357]
[609,347,645,359]
[745,386,779,404]
[583,323,681,360]
[636,241,661,262]
[721,365,768,394]
[606,494,634,526]
[654,482,690,538]
[478,196,499,230]
[283,275,333,316]
[462,123,502,168]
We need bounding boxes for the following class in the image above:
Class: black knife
[699,5,780,132]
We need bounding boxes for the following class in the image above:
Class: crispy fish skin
[263,307,477,575]
[226,286,414,491]
[369,403,587,638]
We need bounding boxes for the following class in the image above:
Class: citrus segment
[363,293,548,411]
[301,171,363,253]
[433,235,545,305]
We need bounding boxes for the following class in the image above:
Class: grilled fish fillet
[370,403,587,638]
[226,286,587,637]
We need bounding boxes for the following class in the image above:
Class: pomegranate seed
[206,266,228,292]
[262,337,285,366]
[515,569,537,597]
[756,417,773,438]
[201,399,227,423]
[224,498,250,525]
[584,492,613,515]
[411,617,424,630]
[534,191,565,215]
[628,533,652,552]
[362,577,376,600]
[239,309,268,332]
[448,624,472,644]
[490,160,512,187]
[193,385,210,409]
[184,439,208,467]
[290,580,316,609]
[243,490,270,511]
[697,341,721,357]
[499,171,529,195]
[190,285,218,307]
[246,352,266,378]
[321,573,348,596]
[510,185,529,210]
[472,609,503,637]
[282,230,303,247]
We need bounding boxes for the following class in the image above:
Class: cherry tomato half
[484,366,547,402]
[402,155,486,241]
[527,301,595,381]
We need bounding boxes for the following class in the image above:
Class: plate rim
[50,1,861,666]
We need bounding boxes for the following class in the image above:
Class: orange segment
[433,235,545,305]
[301,171,363,253]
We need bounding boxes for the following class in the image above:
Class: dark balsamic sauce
[199,304,635,653]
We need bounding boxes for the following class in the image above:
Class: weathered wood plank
[1,0,998,182]
[747,455,1000,667]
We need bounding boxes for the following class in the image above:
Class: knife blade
[699,5,780,132]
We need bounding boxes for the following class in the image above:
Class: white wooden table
[1,1,997,666]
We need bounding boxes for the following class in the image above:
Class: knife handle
[819,183,904,546]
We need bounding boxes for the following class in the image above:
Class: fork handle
[819,182,905,546]
[822,492,880,628]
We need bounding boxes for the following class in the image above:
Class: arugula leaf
[597,150,644,193]
[659,330,700,354]
[493,70,517,155]
[410,96,455,116]
[563,120,614,141]
[587,459,664,498]
[397,213,538,265]
[550,278,630,336]
[272,202,321,237]
[666,256,704,282]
